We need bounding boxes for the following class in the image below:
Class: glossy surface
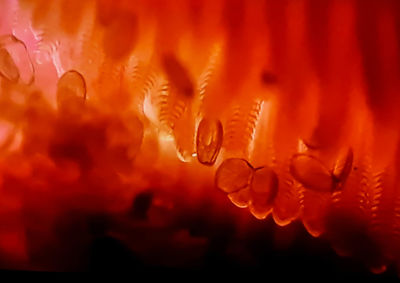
[196,118,223,165]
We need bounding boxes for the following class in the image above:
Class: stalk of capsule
[215,158,279,219]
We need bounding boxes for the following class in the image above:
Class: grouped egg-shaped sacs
[196,118,223,166]
[215,158,279,218]
[0,35,34,85]
[56,70,86,115]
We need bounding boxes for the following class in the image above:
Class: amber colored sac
[0,0,400,278]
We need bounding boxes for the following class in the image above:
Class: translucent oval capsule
[56,70,86,112]
[196,118,223,166]
[215,158,253,194]
[161,54,194,98]
[0,35,34,84]
[249,166,279,219]
[290,154,334,192]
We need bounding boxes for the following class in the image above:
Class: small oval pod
[215,158,253,194]
[0,35,34,84]
[161,53,194,98]
[249,166,279,219]
[290,154,334,192]
[57,70,86,112]
[196,118,223,166]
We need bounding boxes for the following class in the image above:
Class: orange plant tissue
[0,0,400,278]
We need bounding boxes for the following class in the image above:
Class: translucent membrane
[196,118,223,166]
[290,154,334,192]
[0,35,34,84]
[215,158,253,194]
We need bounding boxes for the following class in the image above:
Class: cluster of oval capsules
[213,146,353,219]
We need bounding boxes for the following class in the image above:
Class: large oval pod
[290,154,335,192]
[215,158,253,194]
[56,70,87,113]
[0,35,34,84]
[196,118,223,166]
